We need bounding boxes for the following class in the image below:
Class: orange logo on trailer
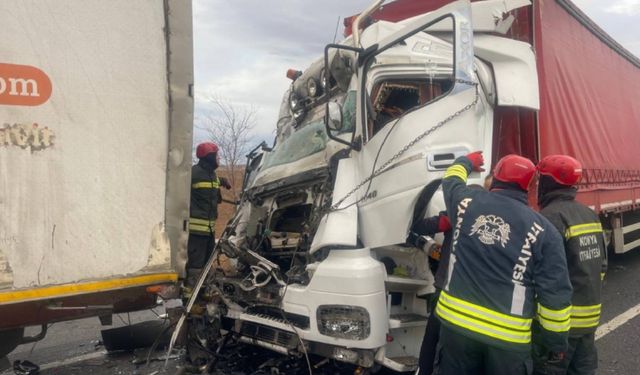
[0,63,52,106]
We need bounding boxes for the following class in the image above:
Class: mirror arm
[357,44,379,67]
[324,118,353,148]
[351,135,362,151]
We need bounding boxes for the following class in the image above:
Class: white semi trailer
[0,0,194,358]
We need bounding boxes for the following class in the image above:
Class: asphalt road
[1,308,180,375]
[2,250,640,375]
[596,250,640,374]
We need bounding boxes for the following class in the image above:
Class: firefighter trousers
[418,290,441,375]
[186,233,215,287]
[435,325,533,375]
[532,332,597,375]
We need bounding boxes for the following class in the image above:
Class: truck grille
[246,309,310,329]
[239,322,299,349]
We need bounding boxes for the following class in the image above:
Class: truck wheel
[0,328,24,358]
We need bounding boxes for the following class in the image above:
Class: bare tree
[197,95,257,191]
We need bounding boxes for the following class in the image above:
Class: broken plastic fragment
[13,360,39,375]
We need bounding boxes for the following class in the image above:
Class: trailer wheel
[0,327,24,358]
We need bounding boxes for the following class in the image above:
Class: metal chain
[330,79,479,211]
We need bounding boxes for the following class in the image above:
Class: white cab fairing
[474,35,539,109]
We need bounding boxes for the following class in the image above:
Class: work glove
[465,151,485,172]
[543,351,567,375]
[437,213,451,232]
[219,177,232,190]
[547,351,565,363]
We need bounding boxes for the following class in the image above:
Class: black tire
[0,327,24,358]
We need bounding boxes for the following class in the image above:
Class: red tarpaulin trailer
[535,0,640,214]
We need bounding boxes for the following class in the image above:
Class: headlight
[307,78,320,97]
[317,305,370,340]
[289,94,306,122]
[290,95,300,110]
[292,107,305,122]
[320,68,328,90]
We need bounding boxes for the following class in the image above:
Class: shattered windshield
[262,118,328,170]
[261,90,355,170]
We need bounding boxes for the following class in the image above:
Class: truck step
[382,355,418,372]
[389,313,428,329]
[385,275,429,291]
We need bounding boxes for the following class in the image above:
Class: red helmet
[493,154,536,191]
[196,142,219,158]
[537,155,582,186]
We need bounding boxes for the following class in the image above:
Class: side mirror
[326,102,343,132]
[323,43,364,150]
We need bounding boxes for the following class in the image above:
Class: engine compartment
[207,171,334,308]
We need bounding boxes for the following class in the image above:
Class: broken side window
[363,17,455,141]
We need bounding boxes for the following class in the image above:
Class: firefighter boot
[183,268,203,300]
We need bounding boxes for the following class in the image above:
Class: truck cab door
[350,0,486,248]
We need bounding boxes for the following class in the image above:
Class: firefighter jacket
[540,188,607,335]
[189,161,221,236]
[436,157,573,353]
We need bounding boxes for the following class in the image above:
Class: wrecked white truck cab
[193,0,536,371]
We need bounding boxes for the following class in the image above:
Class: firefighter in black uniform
[186,142,231,286]
[412,211,452,375]
[533,155,607,375]
[436,152,573,375]
[415,185,487,375]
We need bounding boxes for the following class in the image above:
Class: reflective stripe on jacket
[537,303,571,332]
[439,156,573,352]
[189,217,216,235]
[436,290,533,344]
[192,181,221,189]
[540,189,607,334]
[571,304,601,329]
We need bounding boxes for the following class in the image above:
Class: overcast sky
[192,0,640,147]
